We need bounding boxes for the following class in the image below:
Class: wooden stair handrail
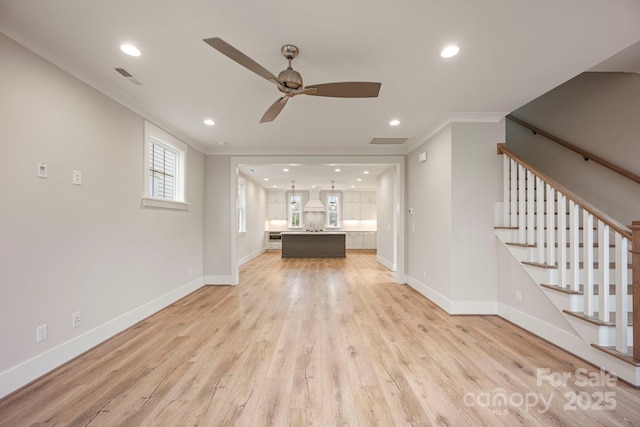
[498,144,632,240]
[507,115,640,186]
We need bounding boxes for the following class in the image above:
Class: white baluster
[583,211,594,316]
[615,234,629,353]
[598,221,610,323]
[557,194,568,288]
[536,177,545,263]
[503,155,510,227]
[510,159,517,227]
[569,201,580,292]
[527,170,535,245]
[546,184,556,267]
[518,164,526,243]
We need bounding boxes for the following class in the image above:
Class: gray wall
[204,155,232,283]
[376,166,397,270]
[237,173,268,263]
[507,72,640,225]
[405,121,504,313]
[0,33,205,396]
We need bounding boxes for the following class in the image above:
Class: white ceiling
[1,1,639,165]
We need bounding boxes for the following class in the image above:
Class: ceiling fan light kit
[203,37,382,122]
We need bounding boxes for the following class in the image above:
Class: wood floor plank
[1,251,639,426]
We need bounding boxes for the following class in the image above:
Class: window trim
[143,121,188,210]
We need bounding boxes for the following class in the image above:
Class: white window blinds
[148,138,177,200]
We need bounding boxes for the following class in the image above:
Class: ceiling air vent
[114,67,145,86]
[369,137,408,145]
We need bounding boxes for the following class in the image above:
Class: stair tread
[591,345,640,367]
[563,310,633,327]
[540,283,633,295]
[522,261,632,269]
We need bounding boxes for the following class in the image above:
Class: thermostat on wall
[418,152,427,163]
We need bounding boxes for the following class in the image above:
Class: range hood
[303,190,325,212]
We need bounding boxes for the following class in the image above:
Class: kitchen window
[326,193,340,228]
[289,195,302,228]
[142,121,188,209]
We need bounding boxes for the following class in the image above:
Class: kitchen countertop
[281,231,346,235]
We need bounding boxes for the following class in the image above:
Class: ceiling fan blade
[304,82,381,98]
[260,97,289,123]
[203,37,278,82]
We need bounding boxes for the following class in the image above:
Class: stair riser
[565,315,633,347]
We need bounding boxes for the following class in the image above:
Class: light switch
[73,170,82,185]
[37,163,47,178]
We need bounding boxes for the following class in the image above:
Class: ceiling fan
[203,37,382,123]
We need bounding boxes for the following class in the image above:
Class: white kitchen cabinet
[267,191,286,220]
[346,232,364,249]
[341,191,377,221]
[363,232,376,249]
[360,191,376,203]
[342,191,361,203]
[343,201,361,220]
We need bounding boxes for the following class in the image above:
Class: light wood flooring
[1,250,639,426]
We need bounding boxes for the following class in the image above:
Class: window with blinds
[143,121,187,209]
[149,139,177,200]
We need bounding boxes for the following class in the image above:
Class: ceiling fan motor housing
[278,67,303,89]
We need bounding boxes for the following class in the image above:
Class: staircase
[495,144,640,386]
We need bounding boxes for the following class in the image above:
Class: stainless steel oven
[268,232,282,242]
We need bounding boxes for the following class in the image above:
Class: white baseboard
[376,255,396,272]
[406,275,497,315]
[0,277,205,399]
[239,248,265,266]
[204,275,235,285]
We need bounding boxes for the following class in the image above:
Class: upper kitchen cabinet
[360,191,377,220]
[342,191,377,221]
[267,191,286,220]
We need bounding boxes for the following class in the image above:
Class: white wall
[0,34,205,397]
[204,155,232,283]
[450,122,503,303]
[507,72,640,225]
[376,166,397,270]
[237,174,268,264]
[406,125,453,303]
[405,121,504,313]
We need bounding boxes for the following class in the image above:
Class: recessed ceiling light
[441,45,459,58]
[357,178,362,182]
[311,185,317,188]
[272,185,277,188]
[204,119,215,126]
[283,168,289,172]
[263,178,269,181]
[335,168,341,172]
[120,44,141,57]
[390,119,400,126]
[351,185,356,188]
[218,141,227,145]
[363,171,370,175]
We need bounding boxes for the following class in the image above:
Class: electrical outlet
[515,291,522,303]
[72,170,82,185]
[36,324,48,343]
[72,312,81,328]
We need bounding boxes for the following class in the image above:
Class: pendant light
[329,181,337,209]
[290,181,297,208]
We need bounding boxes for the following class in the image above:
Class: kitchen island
[281,231,346,258]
